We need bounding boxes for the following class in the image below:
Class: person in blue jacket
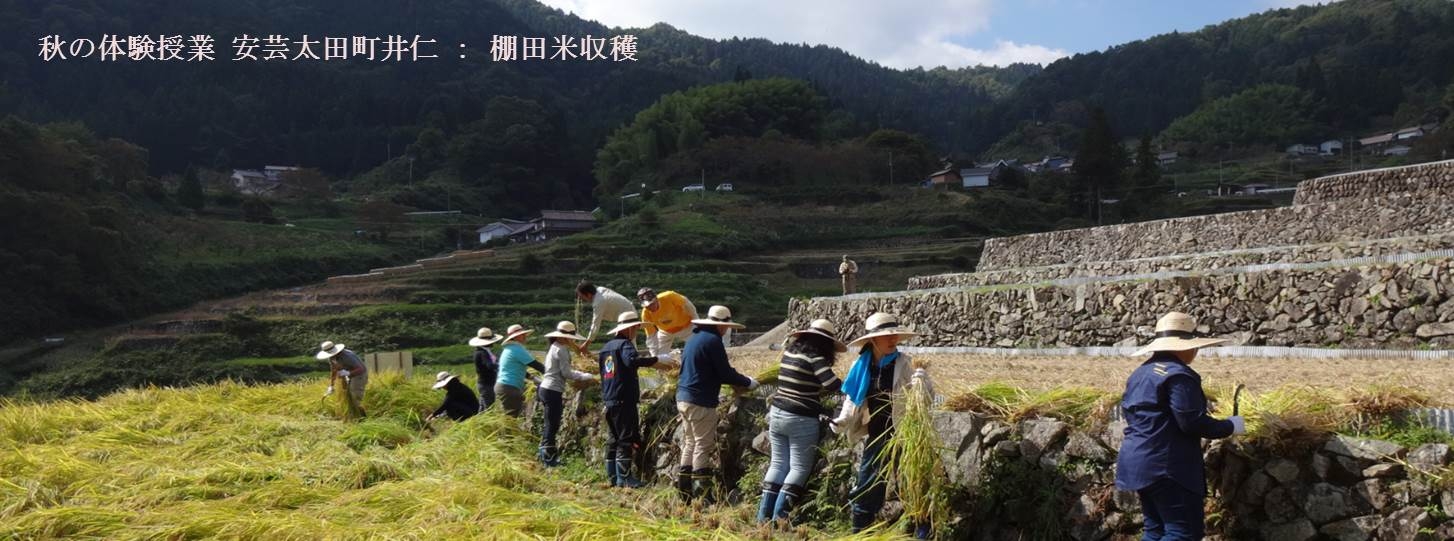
[596,311,678,488]
[1116,311,1245,541]
[675,304,758,503]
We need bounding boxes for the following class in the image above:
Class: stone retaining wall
[910,233,1454,290]
[556,381,1454,539]
[1294,159,1454,205]
[931,412,1454,540]
[976,189,1454,271]
[790,255,1454,349]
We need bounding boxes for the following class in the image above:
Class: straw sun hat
[432,371,458,389]
[1131,312,1228,356]
[543,321,587,341]
[316,340,345,361]
[846,312,917,350]
[607,311,645,336]
[468,327,504,347]
[504,324,533,342]
[690,305,745,329]
[790,319,848,352]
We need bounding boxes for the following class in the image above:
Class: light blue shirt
[496,342,534,390]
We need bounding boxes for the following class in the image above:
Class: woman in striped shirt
[756,319,846,524]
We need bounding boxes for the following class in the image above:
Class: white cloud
[535,0,1068,68]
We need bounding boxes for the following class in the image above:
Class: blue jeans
[849,426,892,530]
[1138,478,1204,541]
[763,406,821,488]
[538,388,564,462]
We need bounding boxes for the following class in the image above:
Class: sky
[535,0,1328,69]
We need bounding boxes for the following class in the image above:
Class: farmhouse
[476,219,533,244]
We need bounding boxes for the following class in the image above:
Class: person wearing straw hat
[469,327,504,411]
[674,305,757,504]
[757,319,846,524]
[838,255,858,295]
[596,311,678,488]
[318,340,369,408]
[637,287,699,359]
[831,312,933,533]
[576,280,635,355]
[538,320,598,467]
[427,371,480,422]
[1116,311,1245,541]
[494,324,546,418]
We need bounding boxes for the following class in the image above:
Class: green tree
[177,167,206,211]
[1072,107,1125,223]
[356,200,408,240]
[1159,85,1323,148]
[1123,134,1164,219]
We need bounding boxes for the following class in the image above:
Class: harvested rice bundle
[883,380,950,537]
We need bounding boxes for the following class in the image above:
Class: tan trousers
[346,372,368,404]
[676,401,720,470]
[842,274,857,295]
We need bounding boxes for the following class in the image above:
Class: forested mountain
[0,0,1023,216]
[979,0,1454,153]
[3,0,1452,213]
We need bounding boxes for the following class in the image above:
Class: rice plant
[882,380,951,538]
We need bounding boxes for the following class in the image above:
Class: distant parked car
[715,183,734,192]
[682,184,706,192]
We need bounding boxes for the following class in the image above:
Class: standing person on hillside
[1117,312,1244,541]
[468,327,504,411]
[757,319,846,524]
[539,321,598,467]
[831,312,933,533]
[839,255,859,295]
[575,280,634,355]
[426,371,480,422]
[637,287,699,358]
[494,324,546,418]
[596,311,678,488]
[318,340,368,414]
[675,305,757,504]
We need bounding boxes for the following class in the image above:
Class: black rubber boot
[692,468,718,505]
[615,450,644,489]
[675,465,694,503]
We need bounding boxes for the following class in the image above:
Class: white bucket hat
[316,340,346,361]
[432,371,458,389]
[790,319,848,352]
[544,320,587,341]
[1132,312,1228,356]
[504,324,533,342]
[690,305,745,329]
[846,312,917,349]
[607,311,645,336]
[468,327,504,347]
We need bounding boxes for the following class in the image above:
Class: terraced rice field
[727,349,1454,401]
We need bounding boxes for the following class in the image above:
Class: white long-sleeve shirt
[584,286,634,344]
[540,342,594,392]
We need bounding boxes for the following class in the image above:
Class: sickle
[1232,383,1246,417]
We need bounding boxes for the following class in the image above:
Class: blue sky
[537,0,1324,68]
[956,0,1315,56]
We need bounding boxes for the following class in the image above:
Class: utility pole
[888,150,895,185]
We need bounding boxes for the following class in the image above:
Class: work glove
[337,369,350,378]
[1229,416,1246,435]
[913,367,928,379]
[325,385,335,397]
[746,379,760,391]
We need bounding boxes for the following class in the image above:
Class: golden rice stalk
[882,380,950,536]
